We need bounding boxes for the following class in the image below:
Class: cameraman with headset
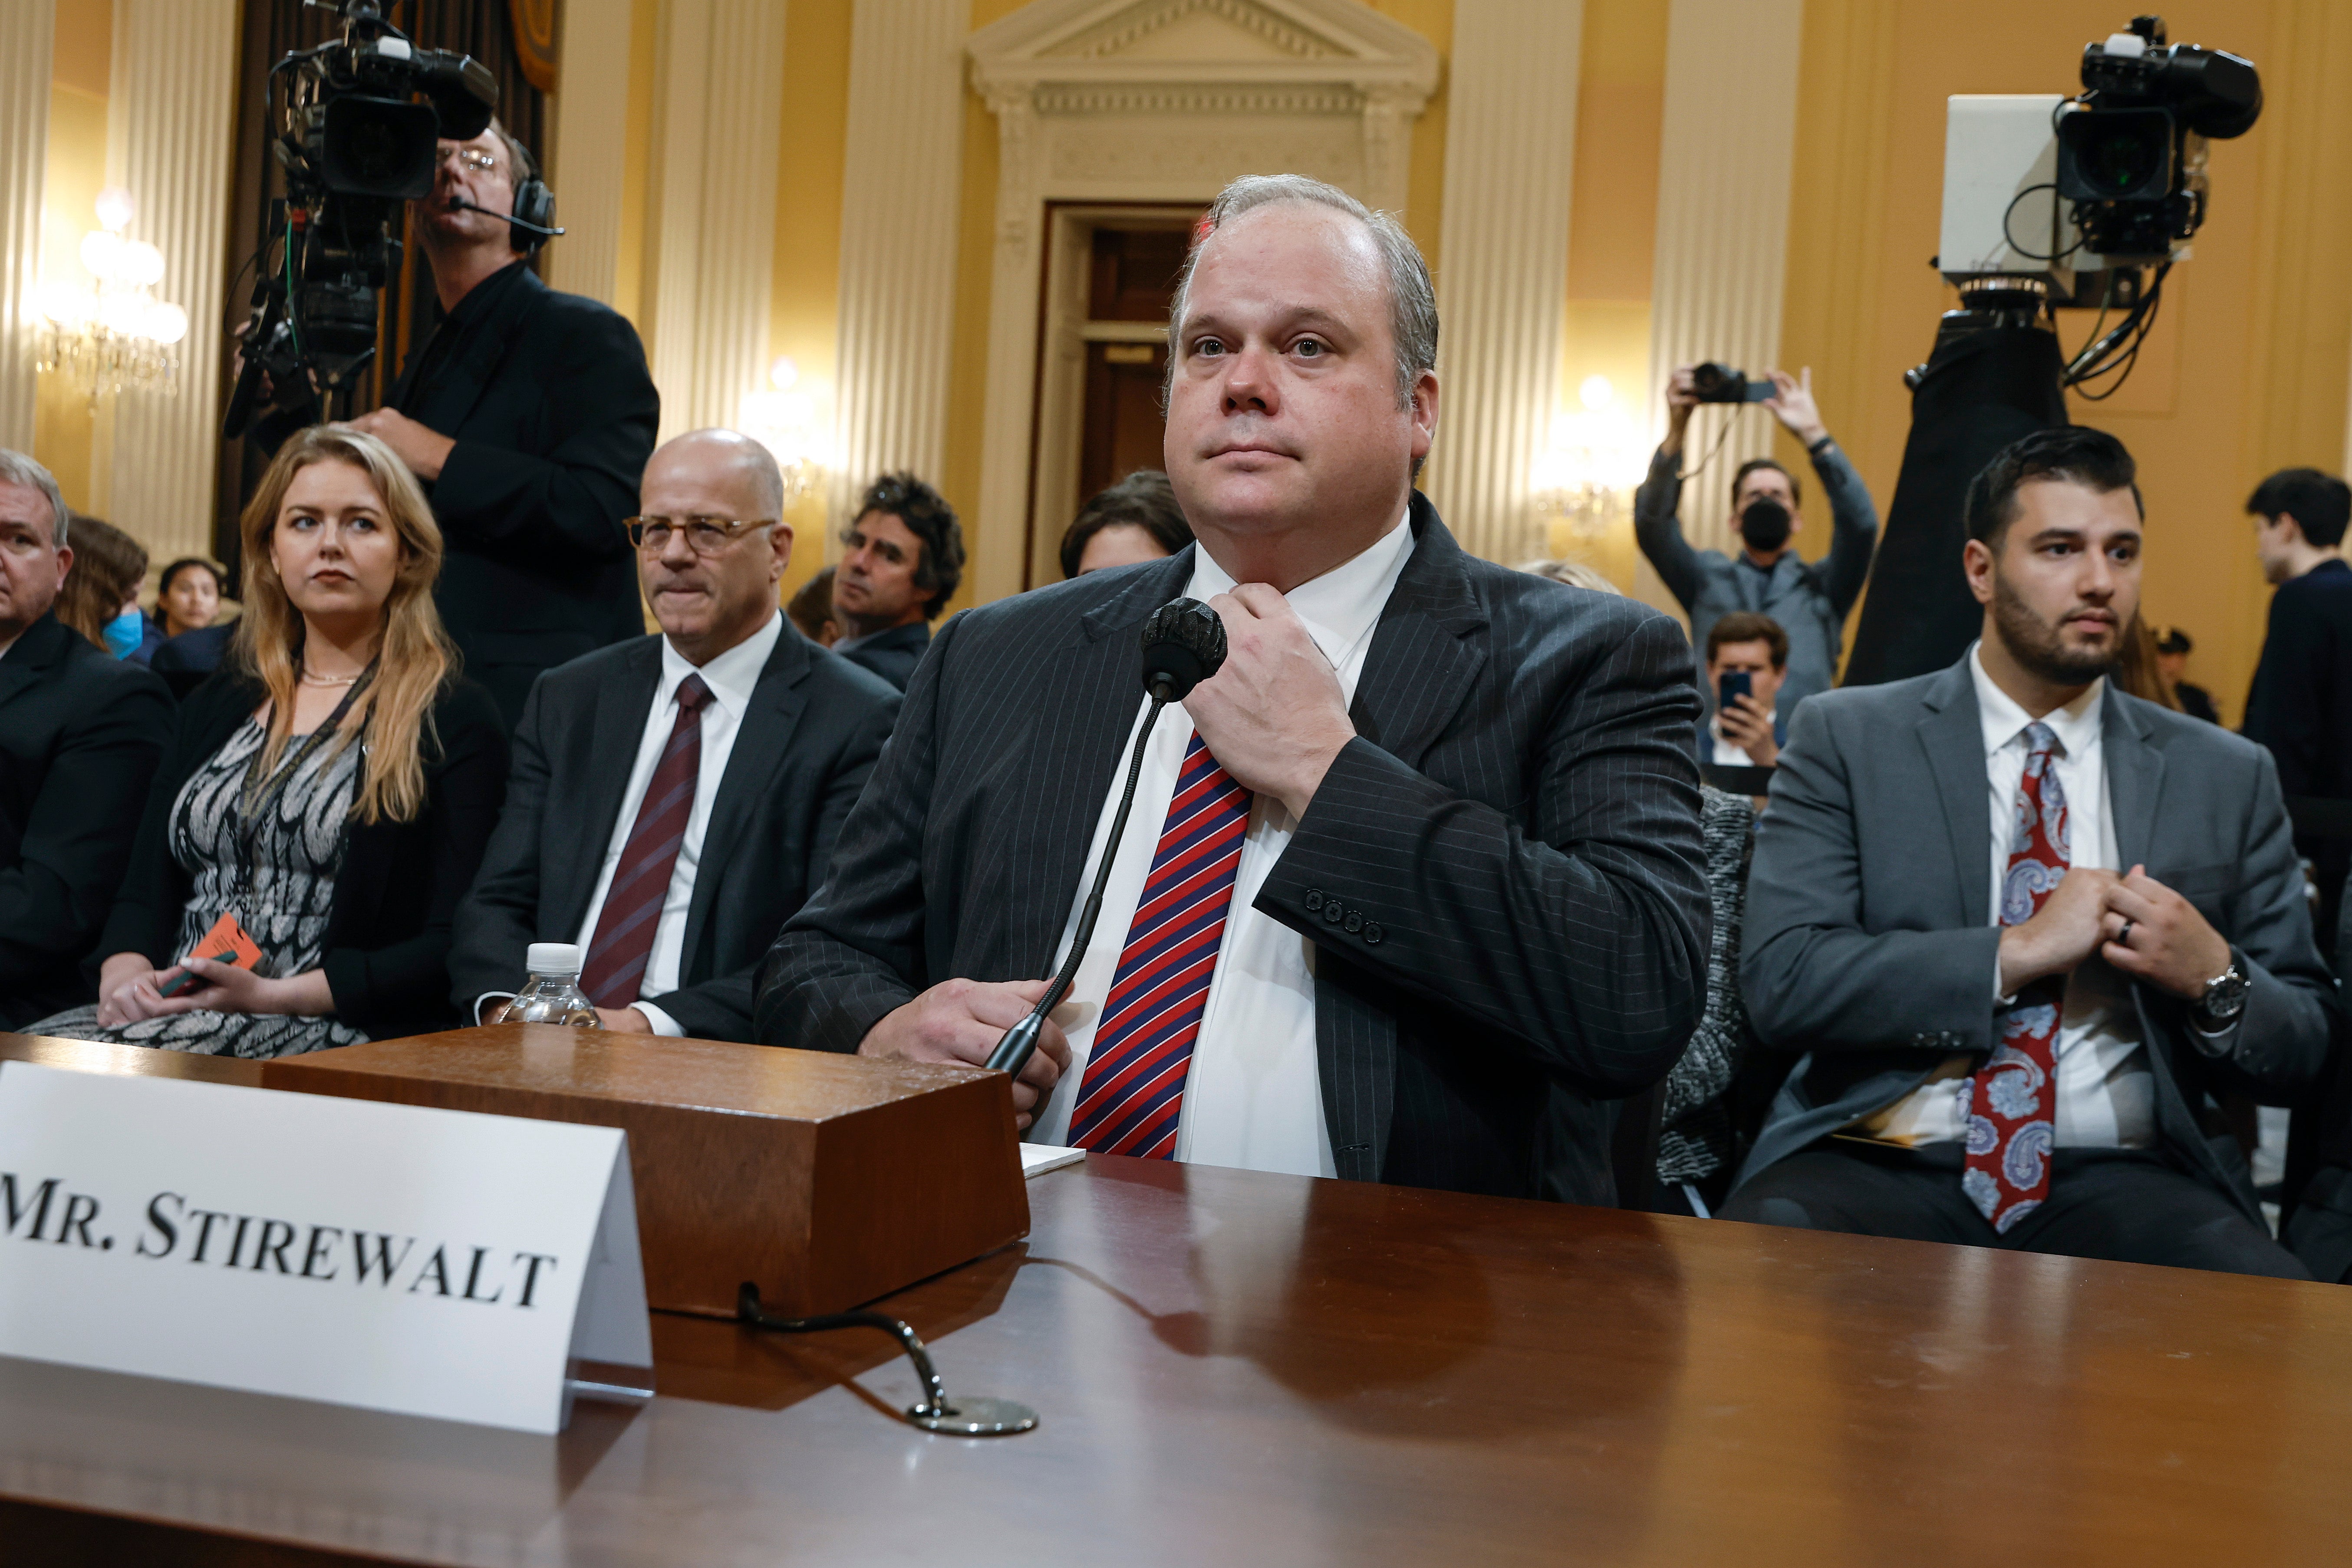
[1633,365,1878,719]
[338,122,658,731]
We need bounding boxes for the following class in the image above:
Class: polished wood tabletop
[4,1031,2351,1566]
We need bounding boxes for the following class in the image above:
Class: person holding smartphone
[1702,612,1788,767]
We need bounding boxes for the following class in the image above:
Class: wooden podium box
[262,1025,1029,1319]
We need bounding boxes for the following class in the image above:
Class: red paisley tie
[1966,720,2067,1233]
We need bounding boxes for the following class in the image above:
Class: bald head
[636,428,794,665]
[646,428,785,520]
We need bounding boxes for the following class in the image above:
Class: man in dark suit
[451,430,898,1041]
[0,450,171,1026]
[828,472,964,690]
[758,175,1709,1202]
[340,122,659,730]
[2240,467,2352,936]
[1726,429,2336,1276]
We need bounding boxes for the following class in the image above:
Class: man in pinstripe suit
[756,175,1710,1203]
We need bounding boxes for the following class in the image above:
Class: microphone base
[909,1394,1041,1436]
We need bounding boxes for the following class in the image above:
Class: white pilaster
[1427,0,1582,565]
[544,0,633,310]
[831,0,968,521]
[0,0,51,453]
[646,0,784,439]
[1648,0,1804,553]
[105,0,237,560]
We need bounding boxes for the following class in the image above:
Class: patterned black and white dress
[33,717,371,1059]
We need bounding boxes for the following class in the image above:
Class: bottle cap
[526,942,585,976]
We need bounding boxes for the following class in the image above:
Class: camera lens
[2081,128,2162,195]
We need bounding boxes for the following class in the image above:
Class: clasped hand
[1996,864,2232,1001]
[94,951,333,1026]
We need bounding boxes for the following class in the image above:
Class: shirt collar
[660,610,781,720]
[440,258,529,332]
[1969,640,2103,760]
[1185,507,1416,669]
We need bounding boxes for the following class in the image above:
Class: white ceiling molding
[965,0,1439,598]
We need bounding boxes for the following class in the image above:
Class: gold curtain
[508,0,557,92]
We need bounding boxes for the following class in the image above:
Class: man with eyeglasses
[450,430,899,1042]
[338,121,659,732]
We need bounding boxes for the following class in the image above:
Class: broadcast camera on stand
[223,0,497,441]
[1841,14,2260,688]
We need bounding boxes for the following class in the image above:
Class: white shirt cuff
[632,1001,685,1038]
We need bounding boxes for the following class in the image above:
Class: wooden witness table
[3,1031,2350,1565]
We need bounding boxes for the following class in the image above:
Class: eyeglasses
[434,146,499,174]
[625,516,777,556]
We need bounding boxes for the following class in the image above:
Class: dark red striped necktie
[581,672,714,1009]
[1067,731,1252,1159]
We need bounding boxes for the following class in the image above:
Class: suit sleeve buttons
[1304,889,1324,913]
[1344,911,1363,933]
[1323,901,1345,926]
[1363,922,1384,945]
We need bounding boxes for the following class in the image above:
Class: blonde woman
[33,428,509,1056]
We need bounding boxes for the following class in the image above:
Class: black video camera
[2056,15,2260,263]
[1689,362,1774,405]
[225,0,497,439]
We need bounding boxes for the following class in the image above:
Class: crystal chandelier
[34,188,190,408]
[1530,376,1648,557]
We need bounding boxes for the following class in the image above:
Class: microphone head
[1140,597,1226,702]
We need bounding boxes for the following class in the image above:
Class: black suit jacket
[756,497,1711,1203]
[836,621,931,691]
[450,626,900,1040]
[389,263,660,728]
[2244,558,2352,801]
[101,672,508,1040]
[0,613,172,1025]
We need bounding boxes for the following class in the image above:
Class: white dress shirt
[1867,644,2154,1148]
[1028,514,1417,1176]
[573,611,782,1035]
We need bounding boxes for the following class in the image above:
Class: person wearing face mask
[49,514,158,663]
[1634,366,1880,717]
[332,121,659,735]
[31,427,509,1057]
[448,430,899,1042]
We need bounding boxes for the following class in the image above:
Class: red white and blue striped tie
[1066,731,1252,1159]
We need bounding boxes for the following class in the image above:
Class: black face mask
[1739,497,1792,554]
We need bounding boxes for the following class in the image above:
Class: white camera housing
[1938,95,2093,289]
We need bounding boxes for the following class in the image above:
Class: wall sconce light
[1531,375,1647,549]
[34,188,188,408]
[741,356,831,508]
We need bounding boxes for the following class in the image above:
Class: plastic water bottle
[487,942,602,1027]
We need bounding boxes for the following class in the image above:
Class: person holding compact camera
[1634,365,1879,718]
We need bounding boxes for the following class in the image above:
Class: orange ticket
[156,911,265,997]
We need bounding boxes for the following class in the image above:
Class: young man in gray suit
[450,430,898,1041]
[758,175,1710,1202]
[1725,427,2336,1275]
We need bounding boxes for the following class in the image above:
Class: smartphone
[1718,670,1752,714]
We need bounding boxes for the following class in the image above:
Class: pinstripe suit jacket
[754,496,1712,1203]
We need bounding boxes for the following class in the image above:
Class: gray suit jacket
[1734,656,2338,1220]
[449,627,899,1041]
[755,497,1712,1204]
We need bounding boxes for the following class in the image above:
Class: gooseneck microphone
[449,196,565,239]
[984,598,1229,1082]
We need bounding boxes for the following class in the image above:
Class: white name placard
[0,1061,651,1435]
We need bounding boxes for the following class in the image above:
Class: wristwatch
[2192,959,2249,1028]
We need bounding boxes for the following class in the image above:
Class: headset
[509,171,560,254]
